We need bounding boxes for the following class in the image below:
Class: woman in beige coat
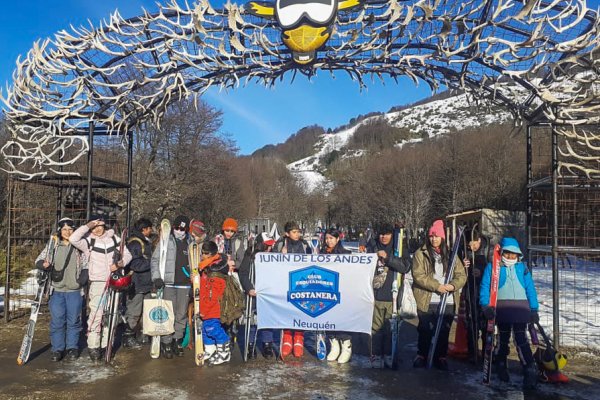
[411,220,466,370]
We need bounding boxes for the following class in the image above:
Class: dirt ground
[1,313,599,400]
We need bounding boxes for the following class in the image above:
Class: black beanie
[173,215,190,230]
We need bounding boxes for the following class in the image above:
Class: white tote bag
[142,297,175,336]
[399,272,418,319]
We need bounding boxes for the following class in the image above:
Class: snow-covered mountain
[287,93,513,192]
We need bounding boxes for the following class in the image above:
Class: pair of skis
[151,219,171,359]
[482,244,502,384]
[307,240,327,361]
[103,228,128,363]
[16,235,58,365]
[189,241,204,366]
[426,226,465,369]
[388,227,404,369]
[243,261,258,362]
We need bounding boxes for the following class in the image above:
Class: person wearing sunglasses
[150,215,194,359]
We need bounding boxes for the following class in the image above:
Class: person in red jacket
[198,241,230,365]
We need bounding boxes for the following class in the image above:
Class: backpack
[219,275,246,325]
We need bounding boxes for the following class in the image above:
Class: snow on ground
[55,358,118,384]
[133,383,190,400]
[0,269,39,312]
[532,257,600,349]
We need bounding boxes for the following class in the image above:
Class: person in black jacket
[238,232,277,358]
[123,218,154,349]
[319,228,354,364]
[367,223,412,367]
[273,221,312,357]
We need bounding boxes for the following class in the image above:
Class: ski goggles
[276,0,337,29]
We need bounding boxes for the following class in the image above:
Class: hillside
[282,92,513,192]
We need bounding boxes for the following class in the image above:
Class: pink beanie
[428,220,446,239]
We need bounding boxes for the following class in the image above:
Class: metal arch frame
[2,0,600,180]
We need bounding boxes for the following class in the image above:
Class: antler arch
[2,0,600,179]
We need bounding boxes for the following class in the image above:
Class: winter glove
[153,278,164,290]
[530,310,540,324]
[483,306,496,320]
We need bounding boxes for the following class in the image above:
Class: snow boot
[65,348,79,361]
[337,340,352,364]
[174,338,184,357]
[412,355,426,368]
[293,331,304,358]
[123,328,142,349]
[50,351,63,362]
[262,342,274,359]
[203,344,217,362]
[88,348,101,362]
[523,363,539,391]
[161,341,173,359]
[209,342,231,366]
[327,339,340,361]
[434,357,449,371]
[281,331,293,358]
[497,359,510,382]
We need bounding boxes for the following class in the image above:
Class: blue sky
[5,1,597,154]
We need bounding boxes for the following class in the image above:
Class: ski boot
[337,340,352,364]
[293,332,304,358]
[261,342,274,359]
[497,359,510,382]
[209,342,231,366]
[123,328,142,349]
[174,338,185,357]
[203,344,217,363]
[523,363,539,391]
[161,341,173,359]
[327,339,340,361]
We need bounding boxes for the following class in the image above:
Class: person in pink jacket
[69,215,132,362]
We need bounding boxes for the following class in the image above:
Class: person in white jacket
[69,215,132,362]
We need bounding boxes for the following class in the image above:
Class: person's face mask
[502,256,518,267]
[173,230,186,240]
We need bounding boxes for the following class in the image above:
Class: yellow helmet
[542,349,568,371]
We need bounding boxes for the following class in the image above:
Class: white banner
[255,253,377,334]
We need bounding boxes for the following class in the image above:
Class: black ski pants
[417,303,454,359]
[496,322,535,366]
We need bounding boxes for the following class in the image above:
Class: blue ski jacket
[479,261,539,311]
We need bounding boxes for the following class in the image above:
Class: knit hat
[428,219,446,239]
[190,219,206,236]
[222,218,238,232]
[173,215,190,231]
[500,237,523,256]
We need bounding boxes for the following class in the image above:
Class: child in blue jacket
[480,237,539,390]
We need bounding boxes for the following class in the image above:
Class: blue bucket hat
[500,237,523,256]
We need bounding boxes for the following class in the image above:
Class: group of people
[36,215,544,389]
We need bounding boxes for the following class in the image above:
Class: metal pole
[126,130,133,230]
[87,122,94,220]
[4,179,14,322]
[526,124,532,270]
[551,125,560,350]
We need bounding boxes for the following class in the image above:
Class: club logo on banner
[288,266,340,317]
